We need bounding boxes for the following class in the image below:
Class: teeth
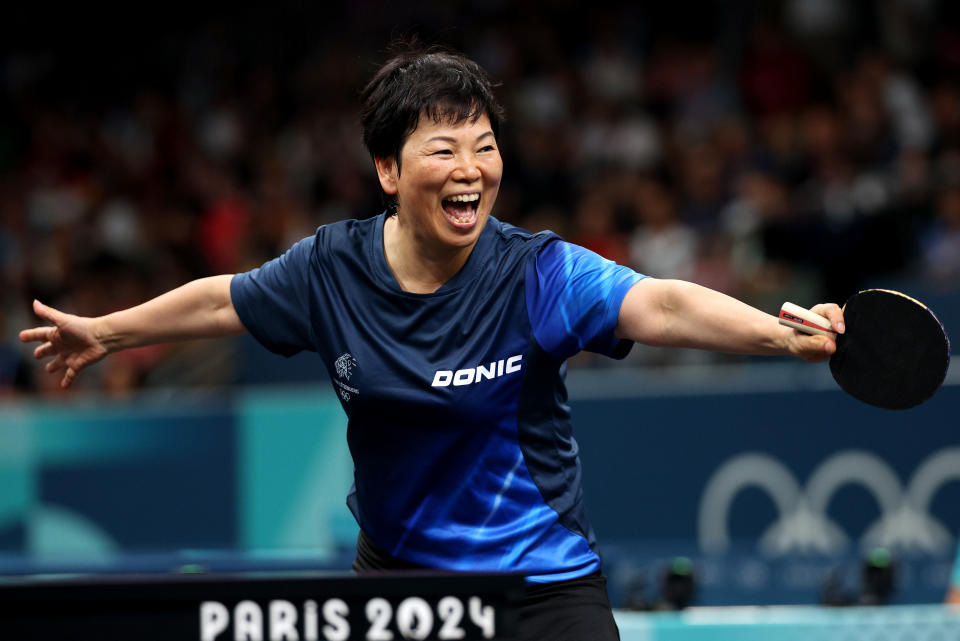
[446,193,480,203]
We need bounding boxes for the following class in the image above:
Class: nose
[452,154,481,182]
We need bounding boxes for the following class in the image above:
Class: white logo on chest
[431,354,523,388]
[334,353,358,380]
[333,353,359,401]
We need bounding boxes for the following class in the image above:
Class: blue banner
[1,373,956,606]
[570,376,960,605]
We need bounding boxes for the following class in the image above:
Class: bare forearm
[617,279,790,355]
[96,275,246,352]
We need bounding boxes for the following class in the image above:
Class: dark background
[2,1,959,385]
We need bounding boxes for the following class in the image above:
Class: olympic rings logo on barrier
[697,447,960,555]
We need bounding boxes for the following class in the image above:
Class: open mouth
[441,193,480,227]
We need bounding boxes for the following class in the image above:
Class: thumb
[33,300,68,326]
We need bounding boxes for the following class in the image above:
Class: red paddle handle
[779,302,837,337]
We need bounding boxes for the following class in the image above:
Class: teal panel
[25,399,226,463]
[615,604,960,641]
[0,406,33,527]
[27,504,117,559]
[237,387,356,557]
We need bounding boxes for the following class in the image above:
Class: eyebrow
[425,131,495,144]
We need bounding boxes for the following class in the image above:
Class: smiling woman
[376,113,503,293]
[360,49,505,293]
[19,41,845,641]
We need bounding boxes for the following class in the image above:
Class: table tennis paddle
[779,289,950,410]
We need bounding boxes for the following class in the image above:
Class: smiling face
[375,112,502,257]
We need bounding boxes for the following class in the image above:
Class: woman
[20,46,844,640]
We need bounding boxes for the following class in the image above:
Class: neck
[382,214,476,294]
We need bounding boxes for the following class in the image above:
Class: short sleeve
[526,239,646,360]
[230,235,318,356]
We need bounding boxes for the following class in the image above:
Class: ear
[374,156,399,195]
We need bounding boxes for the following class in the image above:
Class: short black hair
[360,43,505,178]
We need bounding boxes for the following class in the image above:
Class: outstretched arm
[19,275,246,388]
[615,278,844,362]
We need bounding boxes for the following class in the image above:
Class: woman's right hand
[19,300,109,388]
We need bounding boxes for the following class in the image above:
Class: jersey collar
[371,211,498,296]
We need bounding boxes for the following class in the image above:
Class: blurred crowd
[2,1,960,395]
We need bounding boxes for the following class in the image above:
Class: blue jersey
[231,214,644,582]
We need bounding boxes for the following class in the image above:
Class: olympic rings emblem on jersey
[333,353,360,402]
[697,447,960,555]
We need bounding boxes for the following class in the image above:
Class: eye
[478,145,496,153]
[432,149,453,156]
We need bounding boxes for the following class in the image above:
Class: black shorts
[353,531,620,641]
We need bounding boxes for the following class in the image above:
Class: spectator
[629,177,698,281]
[3,1,958,389]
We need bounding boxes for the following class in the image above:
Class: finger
[812,303,845,334]
[34,341,56,359]
[821,335,836,356]
[33,299,68,326]
[46,355,67,374]
[61,367,77,389]
[796,334,835,362]
[20,327,55,343]
[814,332,836,354]
[64,354,88,372]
